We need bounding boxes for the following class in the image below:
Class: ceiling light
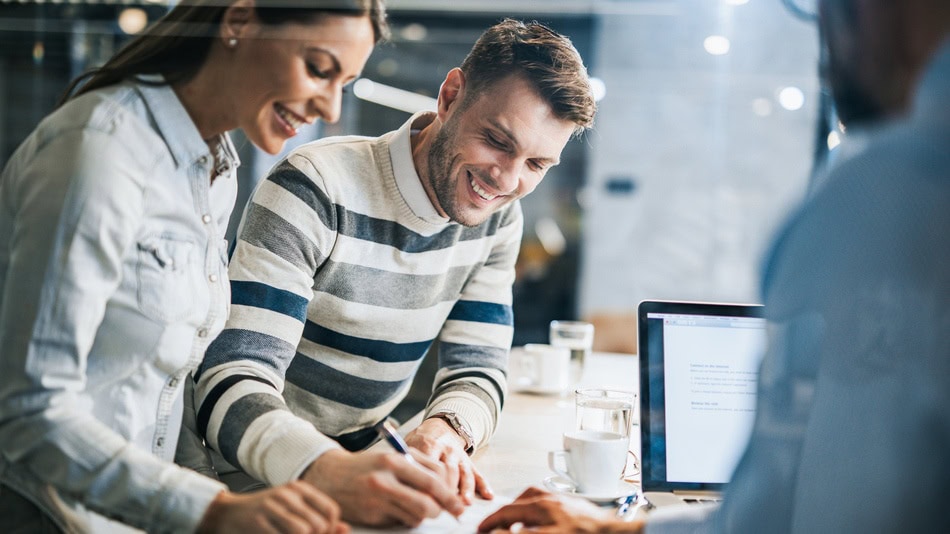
[752,98,772,117]
[400,23,427,41]
[535,218,566,256]
[589,77,607,102]
[777,86,805,110]
[118,8,148,35]
[376,58,399,77]
[353,79,437,114]
[703,35,730,56]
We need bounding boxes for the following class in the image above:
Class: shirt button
[198,328,209,338]
[202,214,212,224]
[156,437,165,448]
[198,156,208,165]
[208,274,218,283]
[168,377,178,388]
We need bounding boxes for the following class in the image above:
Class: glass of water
[574,388,636,438]
[575,388,639,478]
[549,320,594,384]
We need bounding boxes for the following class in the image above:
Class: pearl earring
[228,38,237,47]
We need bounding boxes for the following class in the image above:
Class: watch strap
[429,410,476,454]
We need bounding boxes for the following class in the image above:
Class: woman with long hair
[0,1,387,532]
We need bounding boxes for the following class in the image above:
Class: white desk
[354,351,640,533]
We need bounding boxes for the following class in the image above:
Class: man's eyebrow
[487,118,560,165]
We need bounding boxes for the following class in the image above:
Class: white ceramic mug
[511,343,571,394]
[548,430,628,495]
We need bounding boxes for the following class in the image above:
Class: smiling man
[193,19,595,528]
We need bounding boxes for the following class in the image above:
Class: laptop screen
[638,301,767,492]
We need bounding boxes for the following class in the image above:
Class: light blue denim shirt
[0,79,235,532]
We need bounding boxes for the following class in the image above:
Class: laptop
[637,300,767,509]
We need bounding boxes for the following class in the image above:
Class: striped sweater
[194,112,520,485]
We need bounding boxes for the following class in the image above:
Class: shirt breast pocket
[136,234,201,323]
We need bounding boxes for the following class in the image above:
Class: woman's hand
[199,481,347,534]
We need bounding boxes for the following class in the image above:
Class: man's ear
[436,68,466,121]
[220,0,257,44]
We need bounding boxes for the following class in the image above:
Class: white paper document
[349,495,512,534]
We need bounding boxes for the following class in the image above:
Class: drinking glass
[549,320,594,384]
[575,388,636,439]
[575,388,639,478]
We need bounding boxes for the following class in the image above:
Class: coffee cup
[548,430,628,495]
[511,343,570,394]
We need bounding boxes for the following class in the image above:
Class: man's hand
[198,481,348,534]
[478,487,643,534]
[302,448,466,528]
[405,417,494,504]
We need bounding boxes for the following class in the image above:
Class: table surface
[353,351,641,533]
[476,351,640,497]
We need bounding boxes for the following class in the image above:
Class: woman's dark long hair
[59,0,388,106]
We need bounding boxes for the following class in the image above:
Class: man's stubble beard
[426,117,488,228]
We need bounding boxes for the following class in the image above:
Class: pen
[374,420,417,465]
[615,492,638,519]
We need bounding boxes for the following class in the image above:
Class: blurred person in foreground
[479,0,950,532]
[192,18,596,528]
[0,0,387,532]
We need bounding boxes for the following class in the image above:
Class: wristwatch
[429,410,476,455]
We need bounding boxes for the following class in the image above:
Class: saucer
[511,378,568,396]
[516,385,568,395]
[542,475,639,504]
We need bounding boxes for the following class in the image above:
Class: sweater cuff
[239,415,344,485]
[287,441,344,482]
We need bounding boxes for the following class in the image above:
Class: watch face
[434,411,475,451]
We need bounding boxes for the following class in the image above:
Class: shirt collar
[135,76,240,176]
[208,133,241,180]
[389,111,450,225]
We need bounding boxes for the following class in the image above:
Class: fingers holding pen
[397,450,467,516]
[302,449,465,528]
[403,417,492,503]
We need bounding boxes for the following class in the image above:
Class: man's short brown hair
[460,19,596,135]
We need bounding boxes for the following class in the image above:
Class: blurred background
[0,0,835,354]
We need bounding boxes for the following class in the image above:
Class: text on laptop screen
[645,312,767,485]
